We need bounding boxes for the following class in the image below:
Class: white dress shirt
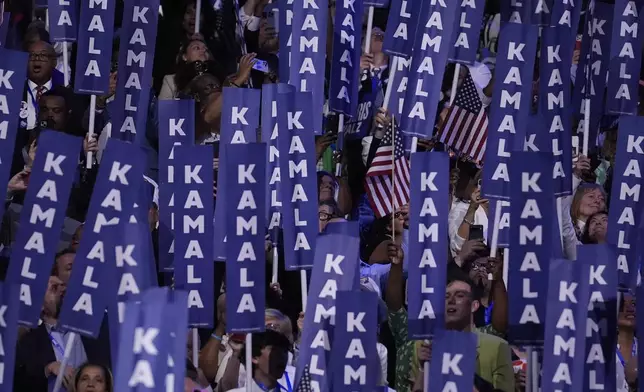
[24,79,53,130]
[448,200,489,256]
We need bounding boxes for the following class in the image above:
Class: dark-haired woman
[74,363,113,392]
[159,39,219,100]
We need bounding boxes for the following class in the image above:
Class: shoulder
[475,329,510,349]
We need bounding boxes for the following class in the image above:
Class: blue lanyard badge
[49,332,65,356]
[617,338,638,368]
[484,302,494,325]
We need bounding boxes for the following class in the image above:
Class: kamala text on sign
[449,0,485,64]
[289,0,328,135]
[48,0,78,42]
[402,0,459,139]
[608,117,644,289]
[0,50,27,223]
[579,245,618,391]
[508,151,553,345]
[383,0,421,57]
[261,84,287,240]
[328,0,363,117]
[158,99,195,271]
[539,26,573,197]
[482,22,538,200]
[390,57,411,123]
[551,0,583,38]
[408,152,449,339]
[174,145,214,327]
[112,0,160,142]
[277,90,318,270]
[331,291,378,391]
[74,0,116,94]
[278,0,294,82]
[295,233,360,391]
[7,131,82,325]
[213,88,261,261]
[541,259,590,391]
[606,0,644,115]
[226,143,267,332]
[59,139,146,337]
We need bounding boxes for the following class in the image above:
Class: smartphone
[252,59,270,73]
[268,9,279,33]
[469,224,484,241]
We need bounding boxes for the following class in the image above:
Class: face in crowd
[75,364,111,392]
[573,185,606,222]
[38,94,70,131]
[318,174,336,202]
[369,28,384,54]
[265,309,294,345]
[55,252,75,285]
[318,202,337,233]
[585,212,608,244]
[445,279,479,331]
[182,2,204,36]
[27,41,57,85]
[183,39,211,63]
[618,294,636,330]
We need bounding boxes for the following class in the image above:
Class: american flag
[437,73,488,162]
[364,122,411,218]
[295,365,312,392]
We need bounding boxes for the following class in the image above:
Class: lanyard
[484,302,494,325]
[617,338,638,368]
[27,86,40,112]
[257,372,292,392]
[49,331,65,356]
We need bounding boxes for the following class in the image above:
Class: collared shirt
[45,323,88,367]
[45,323,87,392]
[24,79,53,130]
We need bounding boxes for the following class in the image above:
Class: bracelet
[211,334,222,341]
[463,218,474,226]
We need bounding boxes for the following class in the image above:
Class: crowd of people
[0,0,642,391]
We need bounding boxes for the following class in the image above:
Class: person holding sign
[227,330,291,392]
[15,275,110,392]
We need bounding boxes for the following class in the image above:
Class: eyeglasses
[394,211,407,219]
[319,212,334,222]
[29,52,55,62]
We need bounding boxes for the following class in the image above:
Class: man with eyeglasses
[21,40,62,131]
[412,271,515,392]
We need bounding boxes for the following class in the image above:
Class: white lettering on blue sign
[286,109,312,251]
[308,253,344,380]
[236,163,259,314]
[550,279,578,385]
[517,172,542,325]
[406,3,447,122]
[128,327,159,387]
[585,263,607,389]
[119,6,150,135]
[416,171,440,320]
[268,100,282,231]
[612,2,638,101]
[615,135,643,274]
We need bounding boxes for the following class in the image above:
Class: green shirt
[388,308,512,392]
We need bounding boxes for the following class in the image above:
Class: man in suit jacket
[413,270,515,392]
[14,275,111,392]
